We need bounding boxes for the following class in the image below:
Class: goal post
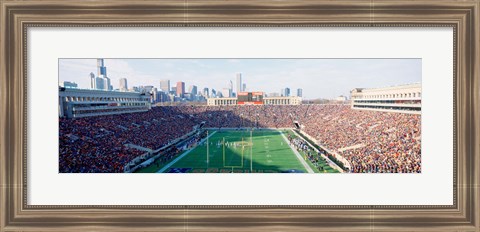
[222,135,253,169]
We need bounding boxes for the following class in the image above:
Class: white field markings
[263,131,273,164]
[278,130,314,173]
[157,131,218,173]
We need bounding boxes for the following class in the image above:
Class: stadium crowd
[59,107,197,172]
[60,104,421,173]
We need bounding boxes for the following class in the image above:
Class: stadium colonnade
[350,83,421,114]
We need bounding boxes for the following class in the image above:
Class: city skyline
[59,58,422,99]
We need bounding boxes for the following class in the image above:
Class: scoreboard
[237,92,264,105]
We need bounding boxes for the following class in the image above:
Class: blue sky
[59,58,421,99]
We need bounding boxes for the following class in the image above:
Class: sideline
[157,131,217,173]
[291,130,345,173]
[279,131,314,173]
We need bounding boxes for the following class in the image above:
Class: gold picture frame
[1,0,479,231]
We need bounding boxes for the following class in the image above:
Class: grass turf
[136,129,339,173]
[159,129,317,173]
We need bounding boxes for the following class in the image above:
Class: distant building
[89,72,94,88]
[89,59,112,91]
[242,83,247,92]
[207,95,301,106]
[138,85,154,94]
[188,85,198,96]
[203,87,209,97]
[90,72,99,89]
[60,81,78,88]
[150,88,158,103]
[184,93,193,101]
[119,78,128,91]
[160,80,170,92]
[269,92,280,97]
[297,88,303,97]
[336,95,348,102]
[350,83,421,114]
[97,59,107,76]
[284,88,290,97]
[167,93,176,102]
[104,75,112,91]
[236,73,242,94]
[280,89,284,97]
[221,88,232,98]
[176,82,185,97]
[155,91,169,103]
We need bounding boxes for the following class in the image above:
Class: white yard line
[157,131,217,173]
[279,131,314,173]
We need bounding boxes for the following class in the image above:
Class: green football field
[151,129,338,173]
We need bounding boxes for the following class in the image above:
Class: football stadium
[59,97,421,173]
[59,59,421,174]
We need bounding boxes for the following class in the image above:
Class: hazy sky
[59,59,421,99]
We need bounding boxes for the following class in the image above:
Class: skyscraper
[97,59,107,77]
[95,77,105,90]
[160,80,170,92]
[151,88,158,103]
[284,88,290,97]
[119,78,128,91]
[297,88,303,97]
[188,85,198,95]
[242,83,246,92]
[236,73,242,94]
[90,71,105,90]
[90,59,112,91]
[157,91,169,102]
[203,87,209,98]
[176,81,185,97]
[89,72,96,89]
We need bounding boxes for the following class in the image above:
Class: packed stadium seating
[59,104,421,173]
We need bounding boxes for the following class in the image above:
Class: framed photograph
[1,0,478,231]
